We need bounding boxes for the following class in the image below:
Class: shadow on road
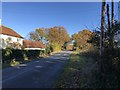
[2,51,72,88]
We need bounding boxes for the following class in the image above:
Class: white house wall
[24,48,45,50]
[0,34,23,49]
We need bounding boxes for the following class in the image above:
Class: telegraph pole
[100,1,106,87]
[107,4,112,49]
[111,0,114,49]
[100,0,106,58]
[107,4,111,36]
[111,0,114,27]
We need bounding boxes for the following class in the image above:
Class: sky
[2,2,118,38]
[118,1,120,21]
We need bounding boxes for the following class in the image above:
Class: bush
[88,48,120,88]
[10,59,20,66]
[2,48,13,63]
[45,46,52,55]
[12,49,24,61]
[51,43,61,52]
[2,49,47,64]
[24,50,40,58]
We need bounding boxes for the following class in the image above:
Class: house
[23,40,46,50]
[0,25,24,49]
[114,30,120,47]
[65,41,74,51]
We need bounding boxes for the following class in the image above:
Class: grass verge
[54,52,98,88]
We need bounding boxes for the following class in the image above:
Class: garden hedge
[2,48,46,63]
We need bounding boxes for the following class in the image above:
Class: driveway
[1,51,72,88]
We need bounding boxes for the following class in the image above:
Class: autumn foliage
[72,29,93,51]
[28,26,70,52]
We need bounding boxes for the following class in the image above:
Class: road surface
[1,51,72,88]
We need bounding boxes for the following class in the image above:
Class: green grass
[54,52,97,88]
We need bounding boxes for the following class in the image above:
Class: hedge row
[2,48,47,63]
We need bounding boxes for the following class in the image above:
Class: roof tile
[0,25,23,38]
[23,40,46,49]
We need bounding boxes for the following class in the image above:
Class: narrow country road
[1,51,72,88]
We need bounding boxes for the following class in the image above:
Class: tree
[28,28,49,44]
[36,28,47,40]
[29,31,40,41]
[48,26,70,51]
[72,29,93,51]
[28,26,70,51]
[90,0,119,49]
[48,26,70,46]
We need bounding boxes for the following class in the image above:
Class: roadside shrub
[12,49,24,61]
[23,53,28,60]
[80,49,99,62]
[2,49,47,64]
[45,46,52,55]
[90,48,120,88]
[51,43,61,52]
[10,59,20,66]
[2,48,13,63]
[25,50,39,58]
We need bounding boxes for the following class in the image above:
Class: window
[8,37,12,41]
[17,38,21,42]
[2,39,6,48]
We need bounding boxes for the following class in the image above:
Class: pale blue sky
[2,2,118,38]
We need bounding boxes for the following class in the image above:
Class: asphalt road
[1,51,72,88]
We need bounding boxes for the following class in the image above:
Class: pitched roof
[23,40,46,49]
[0,25,23,38]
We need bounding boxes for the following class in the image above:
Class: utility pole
[111,0,114,27]
[100,0,106,58]
[111,0,114,49]
[107,4,111,36]
[100,1,106,87]
[107,4,111,49]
